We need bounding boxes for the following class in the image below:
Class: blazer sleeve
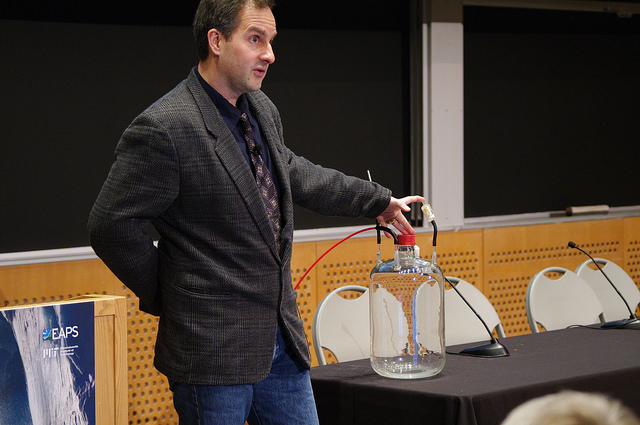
[87,111,180,316]
[287,152,392,219]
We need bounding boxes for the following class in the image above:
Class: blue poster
[0,300,95,425]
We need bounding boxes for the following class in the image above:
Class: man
[88,0,423,423]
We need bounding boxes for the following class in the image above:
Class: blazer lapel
[186,71,281,258]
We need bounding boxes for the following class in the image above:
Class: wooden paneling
[290,241,319,361]
[416,229,483,290]
[624,217,640,285]
[483,219,625,336]
[92,295,128,425]
[0,259,120,307]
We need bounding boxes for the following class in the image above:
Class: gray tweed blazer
[88,68,391,385]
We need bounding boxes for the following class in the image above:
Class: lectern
[0,295,127,425]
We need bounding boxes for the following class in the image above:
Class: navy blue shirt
[195,68,280,193]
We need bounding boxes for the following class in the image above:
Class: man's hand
[376,195,425,235]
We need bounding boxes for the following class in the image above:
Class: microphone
[568,241,640,330]
[445,277,510,357]
[251,143,262,156]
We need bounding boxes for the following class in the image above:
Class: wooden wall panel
[416,229,483,291]
[290,241,319,363]
[0,259,119,307]
[92,295,128,425]
[483,218,625,336]
[314,234,394,298]
[122,287,174,425]
[623,217,640,315]
[624,217,640,285]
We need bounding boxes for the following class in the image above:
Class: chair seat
[526,267,603,333]
[312,285,370,365]
[576,258,640,322]
[445,277,506,346]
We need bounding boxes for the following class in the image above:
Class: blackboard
[0,2,411,253]
[464,6,640,218]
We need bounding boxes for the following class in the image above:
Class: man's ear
[207,29,223,56]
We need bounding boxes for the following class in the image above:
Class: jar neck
[394,244,415,269]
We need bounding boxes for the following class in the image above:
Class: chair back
[526,267,603,333]
[445,277,506,346]
[575,258,640,321]
[312,285,370,365]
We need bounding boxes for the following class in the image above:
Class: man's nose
[262,43,275,64]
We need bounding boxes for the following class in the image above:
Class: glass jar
[369,234,445,379]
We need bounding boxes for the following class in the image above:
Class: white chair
[526,267,604,333]
[575,258,640,322]
[445,277,506,346]
[312,285,370,366]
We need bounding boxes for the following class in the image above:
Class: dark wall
[0,1,411,253]
[9,3,638,253]
[0,20,197,253]
[464,6,640,217]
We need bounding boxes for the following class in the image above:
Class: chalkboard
[0,2,411,253]
[464,6,640,218]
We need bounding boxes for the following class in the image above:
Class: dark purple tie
[239,113,281,246]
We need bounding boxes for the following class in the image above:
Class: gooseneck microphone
[568,241,640,330]
[445,277,510,357]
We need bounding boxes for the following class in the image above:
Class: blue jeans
[170,327,319,425]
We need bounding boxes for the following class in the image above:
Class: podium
[0,295,127,425]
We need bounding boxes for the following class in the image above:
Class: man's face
[216,5,276,104]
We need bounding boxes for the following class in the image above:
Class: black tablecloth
[310,327,640,425]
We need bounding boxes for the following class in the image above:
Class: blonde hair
[501,391,640,425]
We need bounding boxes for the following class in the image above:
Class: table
[310,327,640,425]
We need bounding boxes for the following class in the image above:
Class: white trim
[462,205,640,230]
[0,246,98,267]
[0,226,387,267]
[1,206,639,266]
[423,22,465,229]
[462,0,640,15]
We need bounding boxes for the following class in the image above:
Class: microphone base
[458,340,510,358]
[601,317,640,330]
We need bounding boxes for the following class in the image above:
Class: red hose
[293,226,377,290]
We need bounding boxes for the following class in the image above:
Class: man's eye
[250,36,259,43]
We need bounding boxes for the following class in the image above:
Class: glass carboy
[369,234,445,379]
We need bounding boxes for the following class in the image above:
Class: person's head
[194,0,275,61]
[500,391,640,425]
[193,0,277,104]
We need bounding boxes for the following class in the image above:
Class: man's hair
[501,391,640,425]
[193,0,275,61]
